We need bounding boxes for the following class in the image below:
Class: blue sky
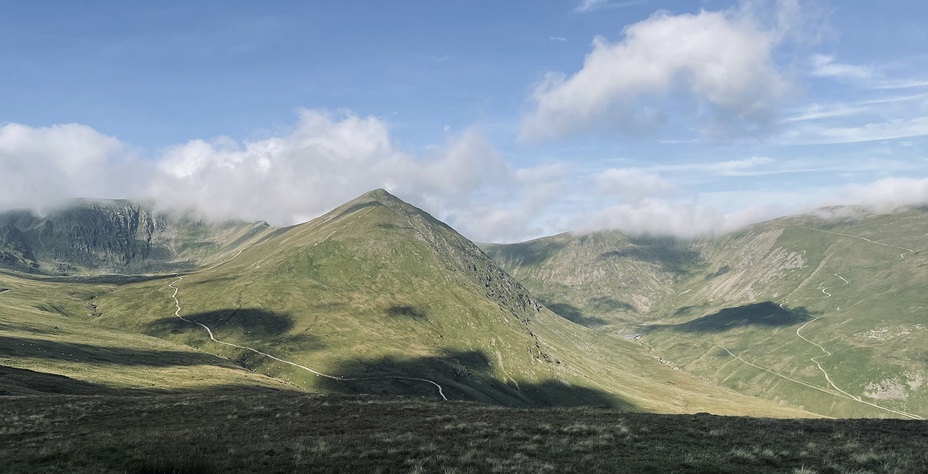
[2,0,928,241]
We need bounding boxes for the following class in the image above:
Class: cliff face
[0,200,265,275]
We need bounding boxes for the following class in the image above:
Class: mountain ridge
[1,189,815,416]
[485,206,928,418]
[0,200,273,275]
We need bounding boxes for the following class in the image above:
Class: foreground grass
[2,390,926,473]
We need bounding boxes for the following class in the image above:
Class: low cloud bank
[0,113,560,243]
[1,116,926,243]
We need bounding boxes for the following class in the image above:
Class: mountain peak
[359,188,403,204]
[362,188,393,199]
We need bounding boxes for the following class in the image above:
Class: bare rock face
[0,200,254,275]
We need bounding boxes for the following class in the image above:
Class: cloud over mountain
[1,113,927,242]
[521,1,805,142]
[0,112,559,243]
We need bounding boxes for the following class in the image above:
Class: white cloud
[0,123,149,211]
[649,156,775,176]
[810,54,874,80]
[522,2,794,142]
[783,116,928,144]
[576,174,928,239]
[823,176,928,212]
[593,168,671,200]
[806,54,928,91]
[575,0,648,13]
[785,102,869,123]
[5,114,928,244]
[149,110,518,230]
[0,113,558,243]
[573,198,785,238]
[575,0,607,12]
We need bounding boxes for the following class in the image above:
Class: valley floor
[2,390,927,473]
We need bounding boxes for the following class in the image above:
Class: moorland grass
[1,390,926,473]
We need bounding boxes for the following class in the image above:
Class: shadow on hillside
[146,308,293,339]
[145,309,326,354]
[0,364,297,397]
[386,305,427,319]
[182,275,241,287]
[331,200,382,221]
[0,334,230,367]
[648,302,815,333]
[540,300,609,327]
[588,296,636,313]
[315,349,634,409]
[485,240,566,268]
[0,322,59,335]
[0,268,171,284]
[0,365,119,396]
[673,305,700,317]
[598,237,701,275]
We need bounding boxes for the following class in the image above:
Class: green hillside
[56,189,804,416]
[486,207,928,418]
[0,270,292,395]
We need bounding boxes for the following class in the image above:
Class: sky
[3,0,928,242]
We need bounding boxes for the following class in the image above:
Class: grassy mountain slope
[0,270,292,395]
[485,232,695,330]
[86,190,809,416]
[0,200,272,275]
[486,207,928,418]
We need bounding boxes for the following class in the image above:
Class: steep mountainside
[81,190,809,415]
[486,207,928,418]
[0,200,272,275]
[485,232,696,330]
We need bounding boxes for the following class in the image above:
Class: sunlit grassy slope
[0,271,292,395]
[81,190,808,416]
[486,207,928,418]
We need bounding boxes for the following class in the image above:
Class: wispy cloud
[574,0,649,13]
[548,36,567,42]
[783,116,928,144]
[810,54,875,80]
[648,157,776,176]
[789,54,928,144]
[809,54,928,90]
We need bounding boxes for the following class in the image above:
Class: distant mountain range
[485,206,928,418]
[1,192,925,419]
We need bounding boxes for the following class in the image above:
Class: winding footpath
[794,318,922,420]
[166,213,448,401]
[800,226,915,259]
[717,343,923,420]
[779,228,924,419]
